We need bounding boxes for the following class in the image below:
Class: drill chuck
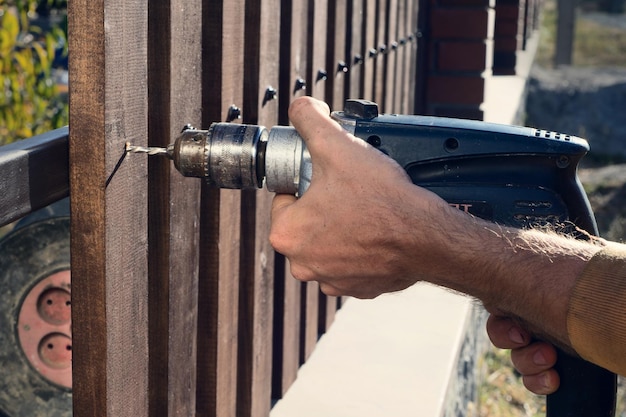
[171,123,310,195]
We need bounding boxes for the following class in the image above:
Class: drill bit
[125,142,172,158]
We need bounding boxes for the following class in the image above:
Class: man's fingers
[486,314,532,348]
[510,341,558,374]
[522,370,560,395]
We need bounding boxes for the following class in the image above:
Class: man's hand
[269,96,454,298]
[487,314,560,395]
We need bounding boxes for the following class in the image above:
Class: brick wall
[419,0,495,120]
[417,0,542,119]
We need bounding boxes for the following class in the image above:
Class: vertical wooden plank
[279,0,309,124]
[394,0,407,112]
[347,0,365,100]
[308,0,329,101]
[273,0,308,398]
[237,0,280,415]
[196,1,244,415]
[271,258,301,399]
[408,0,419,114]
[326,0,348,111]
[313,0,347,335]
[363,0,377,101]
[374,0,388,109]
[384,0,399,112]
[147,0,202,415]
[300,0,327,365]
[68,0,149,415]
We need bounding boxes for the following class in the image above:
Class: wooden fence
[0,0,542,416]
[67,0,420,416]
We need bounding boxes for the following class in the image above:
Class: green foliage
[0,0,68,145]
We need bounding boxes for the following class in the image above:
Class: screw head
[316,69,328,82]
[336,61,348,74]
[226,105,241,122]
[263,86,277,106]
[293,78,307,94]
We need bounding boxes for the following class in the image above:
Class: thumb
[288,96,353,165]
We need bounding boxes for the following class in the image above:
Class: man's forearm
[422,202,603,351]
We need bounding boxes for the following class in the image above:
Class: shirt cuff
[568,244,626,375]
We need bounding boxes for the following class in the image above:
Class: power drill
[128,99,616,416]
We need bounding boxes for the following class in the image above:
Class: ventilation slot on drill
[533,129,572,141]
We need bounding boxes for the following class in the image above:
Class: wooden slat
[196,1,244,416]
[326,0,348,111]
[274,0,309,396]
[146,0,202,415]
[363,0,377,101]
[278,0,308,125]
[406,0,419,114]
[68,0,149,415]
[300,0,328,365]
[374,0,388,109]
[317,0,347,333]
[394,0,406,113]
[385,0,399,113]
[272,258,301,398]
[237,0,280,415]
[308,0,329,101]
[347,0,365,100]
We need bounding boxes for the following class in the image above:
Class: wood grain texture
[196,1,244,416]
[278,0,308,125]
[385,0,399,112]
[363,0,377,101]
[237,0,280,415]
[273,0,309,397]
[374,0,388,108]
[68,0,149,415]
[147,0,202,415]
[326,0,348,111]
[347,0,365,100]
[272,258,301,398]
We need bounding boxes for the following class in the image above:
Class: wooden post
[68,0,150,415]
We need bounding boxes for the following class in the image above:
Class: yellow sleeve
[568,244,626,375]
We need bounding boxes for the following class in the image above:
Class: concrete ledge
[270,284,474,417]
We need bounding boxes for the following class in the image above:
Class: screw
[378,44,387,54]
[336,61,348,74]
[557,155,570,168]
[368,48,378,58]
[316,69,328,82]
[263,86,277,106]
[293,78,307,94]
[391,41,398,50]
[353,54,363,65]
[226,105,241,122]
